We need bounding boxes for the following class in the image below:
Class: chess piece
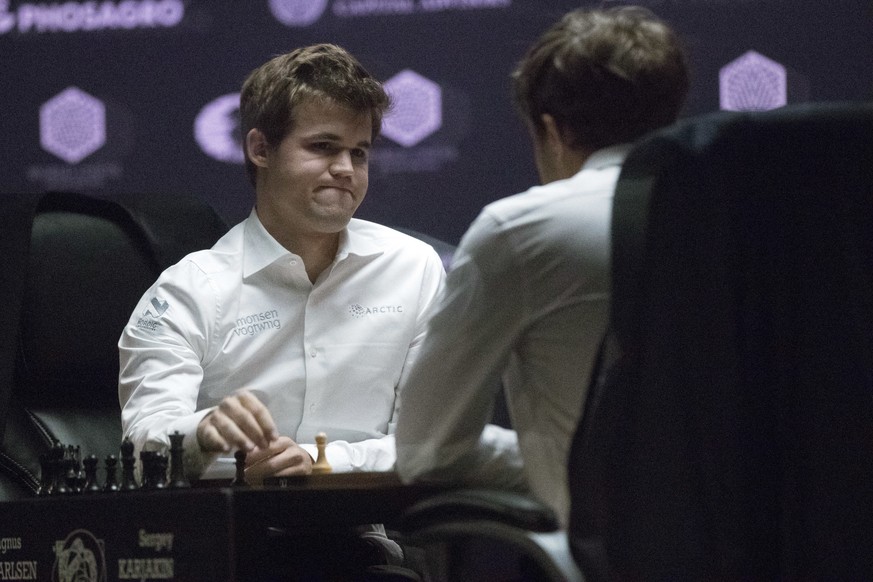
[230,450,249,487]
[37,452,54,496]
[154,453,169,489]
[103,455,120,493]
[168,431,190,489]
[311,432,332,474]
[48,443,69,495]
[52,463,70,495]
[120,438,139,491]
[73,446,86,493]
[82,455,102,494]
[61,445,80,495]
[140,450,169,490]
[140,451,156,490]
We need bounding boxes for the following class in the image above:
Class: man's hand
[244,436,313,484]
[197,389,279,453]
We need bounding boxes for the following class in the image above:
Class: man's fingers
[244,438,313,482]
[216,393,273,449]
[245,437,289,466]
[196,391,280,455]
[196,417,230,453]
[272,453,311,477]
[201,408,256,452]
[236,391,279,443]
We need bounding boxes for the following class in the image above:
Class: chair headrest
[15,209,160,408]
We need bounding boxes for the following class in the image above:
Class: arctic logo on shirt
[233,309,281,337]
[349,303,404,318]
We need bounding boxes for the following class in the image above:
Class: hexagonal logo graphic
[0,0,15,35]
[39,87,106,164]
[382,70,442,148]
[268,0,329,27]
[719,51,787,112]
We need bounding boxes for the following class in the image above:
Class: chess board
[0,473,437,581]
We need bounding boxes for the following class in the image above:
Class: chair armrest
[402,488,560,533]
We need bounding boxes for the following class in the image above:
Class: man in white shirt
[395,7,690,528]
[119,44,445,484]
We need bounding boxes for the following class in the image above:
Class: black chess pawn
[103,455,120,493]
[82,455,102,494]
[120,438,139,491]
[167,431,190,489]
[230,450,249,487]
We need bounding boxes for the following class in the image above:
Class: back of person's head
[240,43,391,185]
[512,6,689,151]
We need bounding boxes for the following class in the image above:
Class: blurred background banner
[1,0,871,244]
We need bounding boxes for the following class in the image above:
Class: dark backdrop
[2,0,871,245]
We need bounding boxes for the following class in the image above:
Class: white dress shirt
[119,209,445,479]
[395,145,630,527]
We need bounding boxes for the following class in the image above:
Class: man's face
[255,98,372,239]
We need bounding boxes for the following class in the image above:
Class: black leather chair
[401,488,582,581]
[400,102,873,581]
[0,191,228,500]
[569,102,873,580]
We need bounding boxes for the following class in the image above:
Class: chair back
[569,102,873,580]
[0,191,228,499]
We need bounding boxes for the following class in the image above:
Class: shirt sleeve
[299,244,447,473]
[118,259,219,479]
[391,246,447,432]
[395,210,528,491]
[299,435,397,473]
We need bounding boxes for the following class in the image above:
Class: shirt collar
[336,220,384,261]
[242,209,291,278]
[242,211,384,278]
[580,143,633,172]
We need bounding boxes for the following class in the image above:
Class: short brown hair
[512,7,689,151]
[240,44,391,186]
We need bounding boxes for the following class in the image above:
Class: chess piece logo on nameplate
[52,529,107,582]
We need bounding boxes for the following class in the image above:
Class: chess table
[0,472,439,581]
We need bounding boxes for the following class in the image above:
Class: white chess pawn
[312,432,332,474]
